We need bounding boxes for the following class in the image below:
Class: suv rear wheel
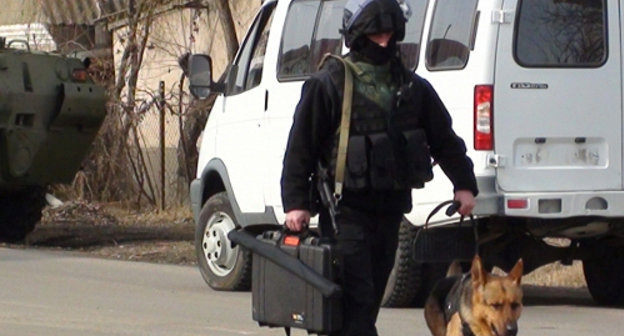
[382,218,422,307]
[382,219,460,308]
[583,243,624,306]
[195,192,251,291]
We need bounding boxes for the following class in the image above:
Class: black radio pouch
[345,135,368,190]
[404,129,434,188]
[369,133,397,189]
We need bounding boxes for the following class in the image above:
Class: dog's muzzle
[492,321,518,336]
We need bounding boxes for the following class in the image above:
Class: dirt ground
[1,200,587,288]
[2,201,197,265]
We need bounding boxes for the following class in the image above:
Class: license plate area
[513,137,607,168]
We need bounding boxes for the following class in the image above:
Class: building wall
[0,0,41,25]
[0,0,56,50]
[112,0,261,146]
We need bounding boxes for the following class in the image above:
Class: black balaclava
[342,0,406,64]
[351,35,398,65]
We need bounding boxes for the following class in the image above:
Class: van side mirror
[189,54,224,99]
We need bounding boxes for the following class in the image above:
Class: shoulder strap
[318,53,354,200]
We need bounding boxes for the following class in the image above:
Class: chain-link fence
[127,80,191,210]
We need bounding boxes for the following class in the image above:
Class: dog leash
[424,200,479,257]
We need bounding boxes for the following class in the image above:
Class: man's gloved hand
[285,209,311,232]
[454,190,476,216]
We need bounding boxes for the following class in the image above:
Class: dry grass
[104,203,193,227]
[522,238,587,287]
[523,261,586,288]
[493,260,586,288]
[27,201,196,265]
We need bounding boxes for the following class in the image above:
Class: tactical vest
[323,55,433,191]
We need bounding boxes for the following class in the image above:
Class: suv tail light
[474,85,493,150]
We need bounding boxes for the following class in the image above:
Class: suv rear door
[494,0,621,192]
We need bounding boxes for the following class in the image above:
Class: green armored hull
[0,39,106,241]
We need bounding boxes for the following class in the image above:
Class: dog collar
[445,274,470,318]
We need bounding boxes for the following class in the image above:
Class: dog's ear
[508,258,524,285]
[471,255,486,287]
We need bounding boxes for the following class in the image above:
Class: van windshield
[515,0,606,67]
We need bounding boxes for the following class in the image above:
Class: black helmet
[342,0,411,48]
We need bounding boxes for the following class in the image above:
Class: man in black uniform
[281,0,478,335]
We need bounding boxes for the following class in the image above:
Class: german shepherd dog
[424,255,524,336]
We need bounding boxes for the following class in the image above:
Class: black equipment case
[251,231,342,334]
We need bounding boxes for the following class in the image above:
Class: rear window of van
[515,0,606,67]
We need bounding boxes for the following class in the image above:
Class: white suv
[189,0,624,306]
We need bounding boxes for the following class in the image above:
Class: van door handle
[264,90,269,111]
[491,10,513,24]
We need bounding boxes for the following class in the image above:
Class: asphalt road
[1,247,622,336]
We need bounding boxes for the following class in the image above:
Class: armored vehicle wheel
[195,192,252,291]
[0,187,46,242]
[382,218,422,307]
[583,244,624,306]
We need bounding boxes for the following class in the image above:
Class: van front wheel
[195,192,251,291]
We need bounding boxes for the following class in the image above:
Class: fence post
[159,81,166,211]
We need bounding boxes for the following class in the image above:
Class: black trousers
[320,206,403,336]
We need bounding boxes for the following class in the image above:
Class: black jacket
[281,55,478,215]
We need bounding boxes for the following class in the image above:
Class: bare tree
[215,0,239,61]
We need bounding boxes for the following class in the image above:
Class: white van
[189,0,624,306]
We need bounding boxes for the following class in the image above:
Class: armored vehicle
[0,37,106,242]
